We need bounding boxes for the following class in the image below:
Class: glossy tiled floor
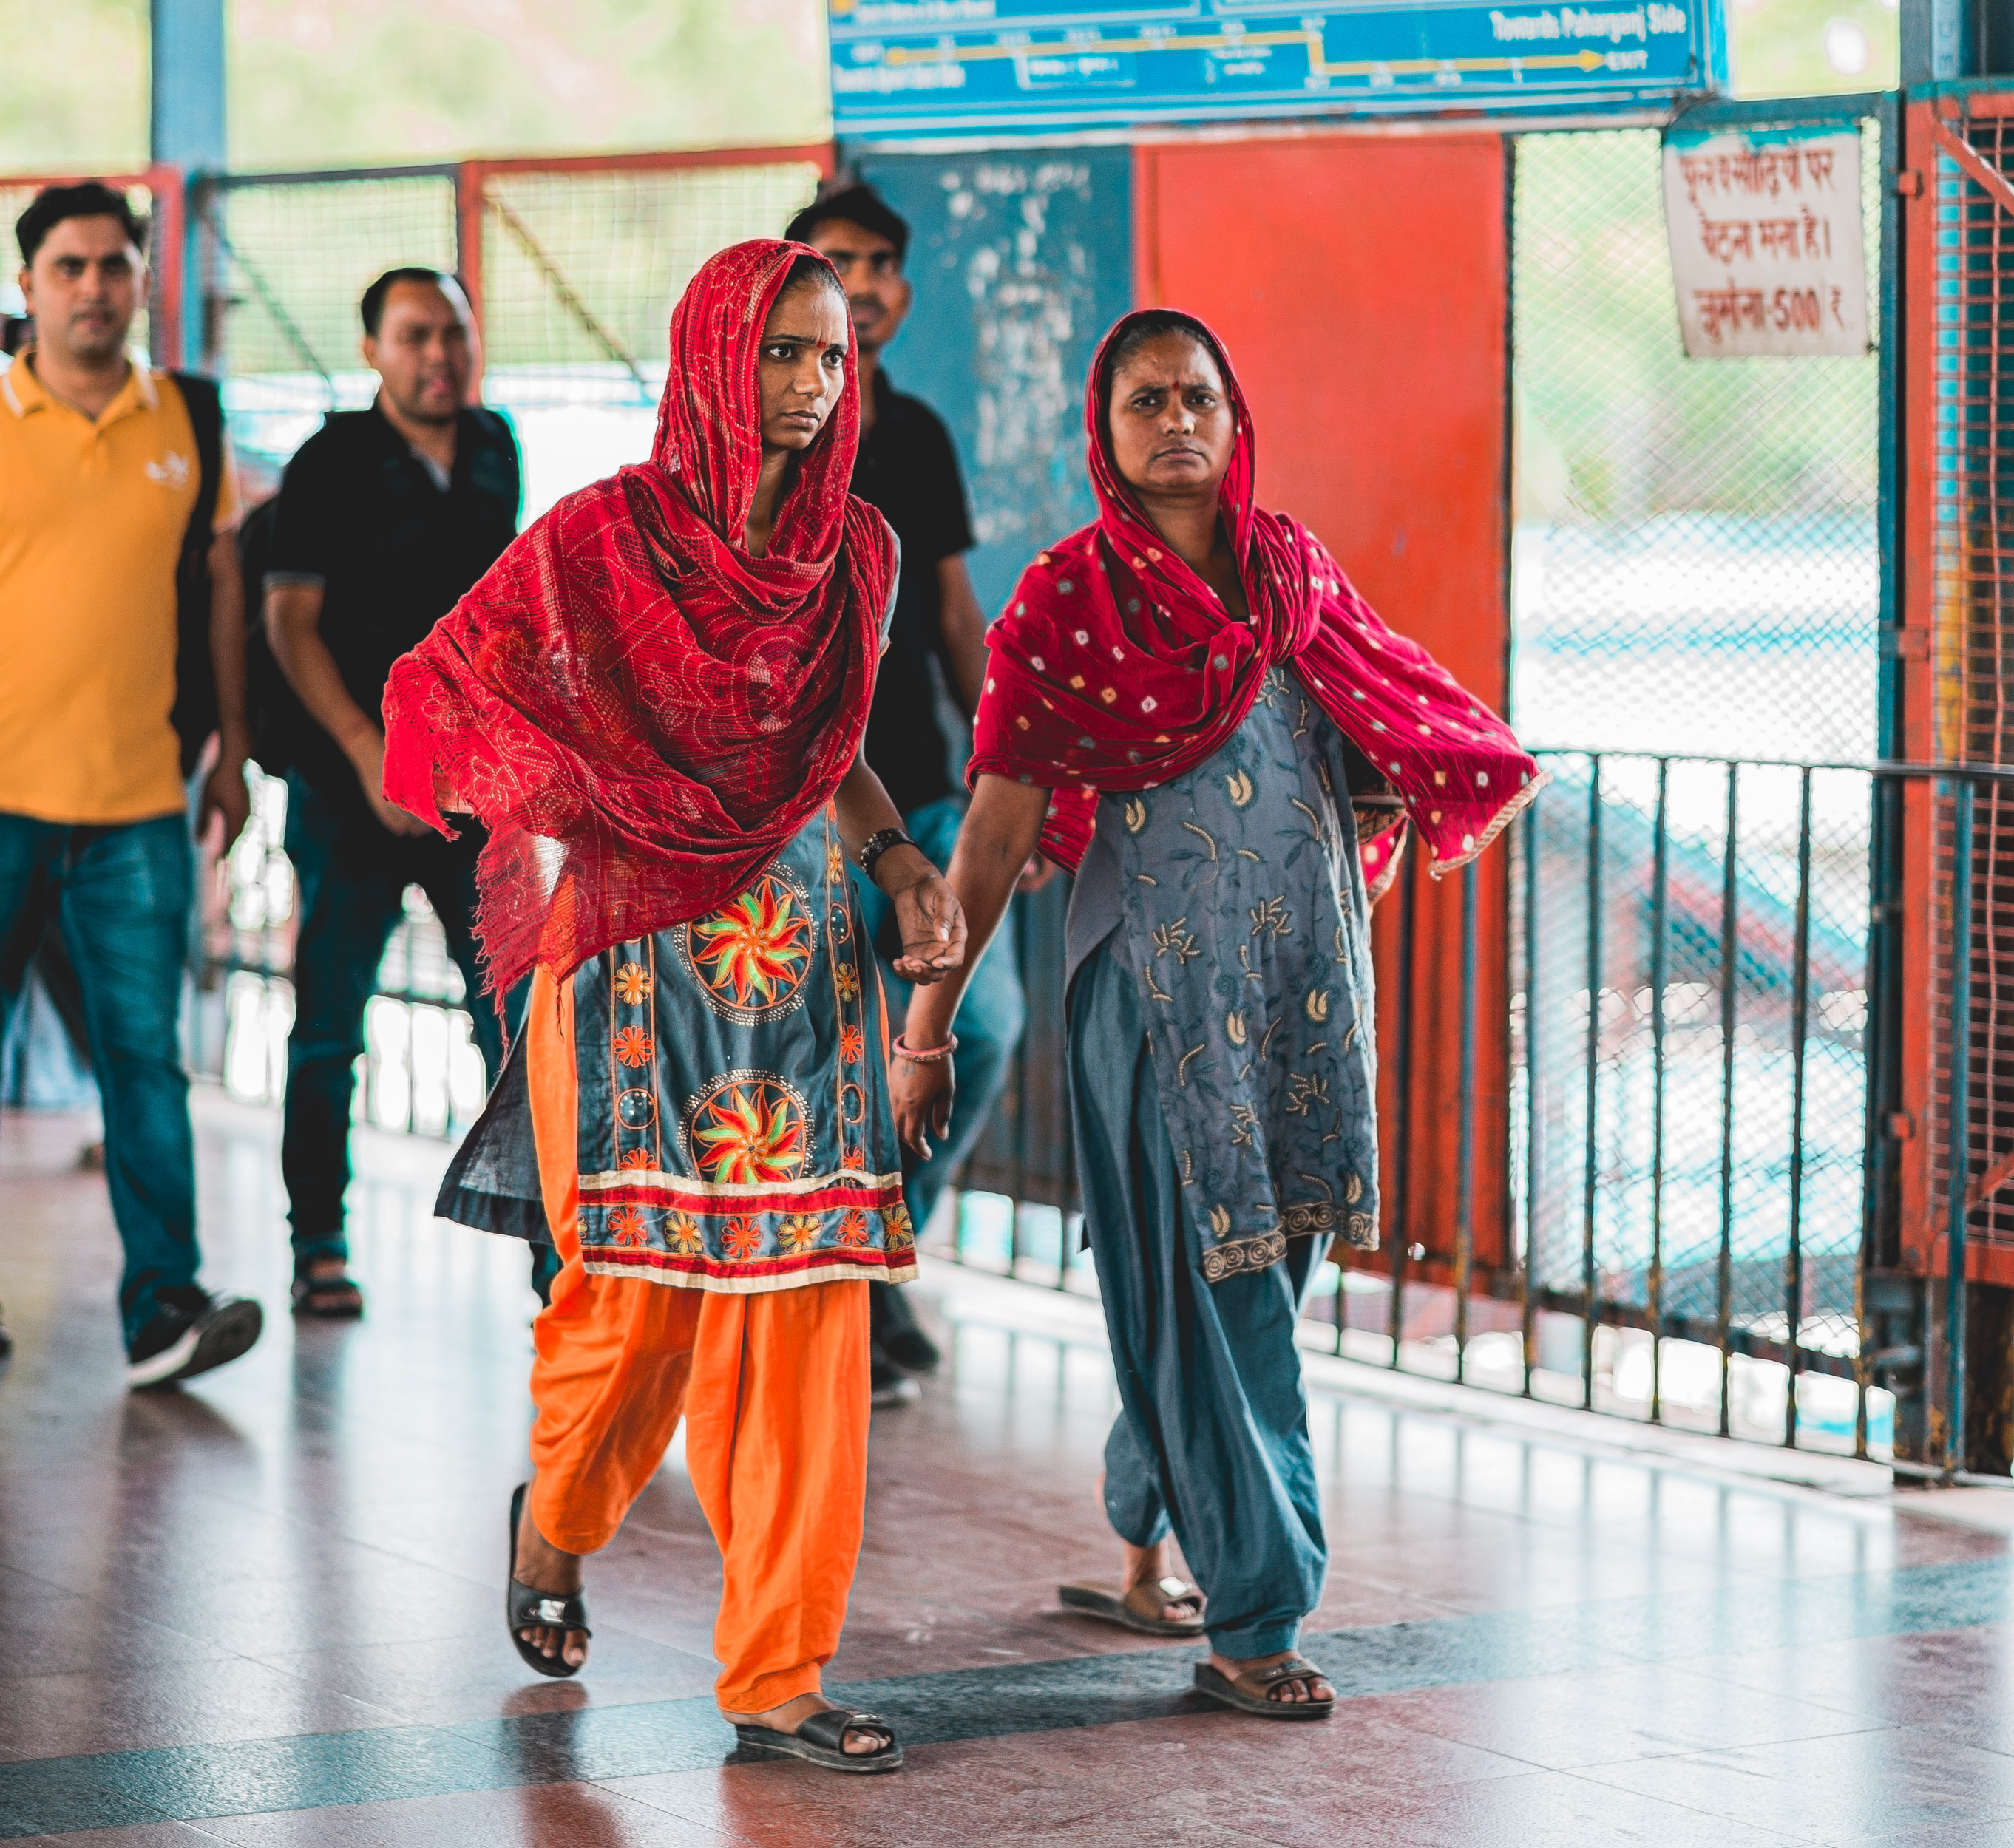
[4,1092,2014,1845]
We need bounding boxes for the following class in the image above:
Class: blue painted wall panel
[854,146,1134,620]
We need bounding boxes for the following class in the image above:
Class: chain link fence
[1512,119,1884,763]
[205,153,824,513]
[1506,105,1891,1451]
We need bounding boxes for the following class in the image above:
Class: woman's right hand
[891,1053,956,1163]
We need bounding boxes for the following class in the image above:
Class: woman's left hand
[886,866,968,985]
[892,1053,956,1160]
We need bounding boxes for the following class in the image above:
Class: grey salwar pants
[1068,940,1329,1660]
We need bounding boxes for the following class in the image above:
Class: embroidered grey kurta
[1066,665,1380,1280]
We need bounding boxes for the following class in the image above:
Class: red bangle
[892,1033,958,1064]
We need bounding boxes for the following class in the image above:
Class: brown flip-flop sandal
[290,1270,364,1319]
[1059,1576,1207,1637]
[1193,1654,1335,1720]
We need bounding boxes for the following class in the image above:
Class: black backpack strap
[174,372,224,546]
[169,372,226,776]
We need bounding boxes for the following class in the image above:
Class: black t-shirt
[266,402,520,810]
[850,373,975,818]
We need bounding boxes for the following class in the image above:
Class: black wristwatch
[858,828,919,884]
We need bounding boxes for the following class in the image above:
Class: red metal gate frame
[1900,92,2014,1288]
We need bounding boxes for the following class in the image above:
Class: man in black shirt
[787,185,1034,1397]
[264,268,523,1317]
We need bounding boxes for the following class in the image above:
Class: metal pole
[1387,846,1419,1367]
[1649,759,1670,1423]
[1454,859,1479,1385]
[1944,777,1976,1473]
[1855,766,1894,1462]
[1058,1010,1079,1291]
[1784,767,1814,1447]
[1008,896,1028,1278]
[1582,759,1604,1410]
[1717,764,1740,1437]
[150,0,226,371]
[1522,796,1542,1396]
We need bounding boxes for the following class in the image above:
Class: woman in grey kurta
[892,309,1540,1721]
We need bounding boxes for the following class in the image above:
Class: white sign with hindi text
[1661,127,1868,359]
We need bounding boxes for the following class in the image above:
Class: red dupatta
[382,240,895,995]
[967,309,1542,897]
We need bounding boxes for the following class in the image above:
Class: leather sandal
[1059,1576,1207,1637]
[733,1706,903,1773]
[290,1263,364,1319]
[507,1482,590,1679]
[1193,1654,1335,1719]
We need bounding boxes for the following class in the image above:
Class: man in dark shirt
[264,268,523,1317]
[786,185,1033,1397]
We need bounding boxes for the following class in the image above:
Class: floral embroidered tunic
[1066,666,1380,1281]
[438,804,915,1292]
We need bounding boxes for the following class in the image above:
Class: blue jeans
[0,810,200,1340]
[849,795,1027,1234]
[282,776,512,1267]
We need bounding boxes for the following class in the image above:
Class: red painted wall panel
[1134,132,1513,1280]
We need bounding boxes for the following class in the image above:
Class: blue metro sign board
[828,0,1726,136]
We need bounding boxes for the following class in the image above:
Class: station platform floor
[3,1089,2014,1846]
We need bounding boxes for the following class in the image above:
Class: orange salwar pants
[521,968,871,1713]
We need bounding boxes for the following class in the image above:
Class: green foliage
[0,0,148,174]
[0,1,828,176]
[229,0,830,167]
[1731,0,1899,99]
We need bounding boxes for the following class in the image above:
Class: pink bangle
[892,1033,958,1064]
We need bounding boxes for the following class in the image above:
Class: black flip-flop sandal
[733,1707,903,1773]
[507,1482,590,1679]
[1059,1577,1207,1637]
[1193,1654,1335,1720]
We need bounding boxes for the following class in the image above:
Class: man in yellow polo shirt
[1,182,262,1387]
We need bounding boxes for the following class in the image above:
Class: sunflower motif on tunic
[834,961,861,1002]
[687,877,814,1016]
[722,1215,764,1260]
[613,1025,653,1068]
[884,1201,915,1250]
[777,1213,822,1254]
[607,1206,648,1247]
[614,962,652,1005]
[841,1023,864,1065]
[618,1147,654,1171]
[665,1212,703,1254]
[834,1208,871,1248]
[689,1079,810,1184]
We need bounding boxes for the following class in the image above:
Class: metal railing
[189,769,489,1141]
[927,751,2012,1475]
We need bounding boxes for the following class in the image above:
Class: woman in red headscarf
[892,309,1539,1723]
[383,240,966,1773]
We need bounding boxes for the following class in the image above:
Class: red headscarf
[968,309,1542,897]
[382,240,895,995]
